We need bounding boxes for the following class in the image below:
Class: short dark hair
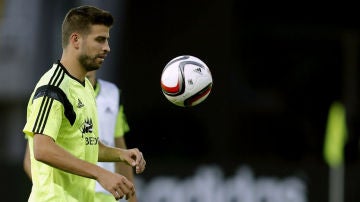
[61,5,114,48]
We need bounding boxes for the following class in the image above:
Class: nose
[103,41,110,53]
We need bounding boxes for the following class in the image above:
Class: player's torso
[41,63,99,161]
[28,62,98,201]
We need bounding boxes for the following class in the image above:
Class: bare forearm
[98,140,123,162]
[32,134,139,200]
[33,134,102,180]
[99,139,145,174]
[43,151,101,180]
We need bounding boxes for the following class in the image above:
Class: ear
[70,33,81,49]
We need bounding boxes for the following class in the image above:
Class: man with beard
[22,5,146,202]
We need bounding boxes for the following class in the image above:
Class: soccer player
[22,5,145,201]
[86,70,137,202]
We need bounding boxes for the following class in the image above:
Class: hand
[120,148,146,174]
[96,169,135,200]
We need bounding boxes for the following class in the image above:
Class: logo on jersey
[77,99,85,108]
[80,118,98,145]
[81,118,93,137]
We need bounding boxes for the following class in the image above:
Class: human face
[78,25,111,71]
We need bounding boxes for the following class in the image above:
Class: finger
[141,159,146,172]
[134,151,143,167]
[129,149,139,167]
[125,192,132,200]
[112,189,124,200]
[137,158,146,173]
[118,178,135,197]
[125,191,136,200]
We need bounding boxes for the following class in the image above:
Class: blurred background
[0,0,359,201]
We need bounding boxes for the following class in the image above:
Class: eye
[96,37,107,43]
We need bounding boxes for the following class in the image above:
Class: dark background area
[2,1,360,201]
[117,1,360,201]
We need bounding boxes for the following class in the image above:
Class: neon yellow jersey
[23,61,99,202]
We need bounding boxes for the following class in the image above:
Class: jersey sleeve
[114,105,130,138]
[23,94,64,140]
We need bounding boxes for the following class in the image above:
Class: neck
[87,74,97,87]
[60,56,87,82]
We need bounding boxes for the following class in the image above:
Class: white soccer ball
[160,55,213,107]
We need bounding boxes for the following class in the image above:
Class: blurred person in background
[22,5,145,201]
[87,70,137,202]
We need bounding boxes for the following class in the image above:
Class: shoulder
[35,62,74,92]
[33,63,70,98]
[35,63,61,86]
